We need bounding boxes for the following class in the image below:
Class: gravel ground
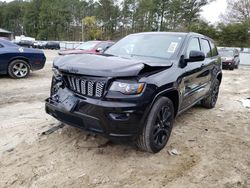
[0,50,249,188]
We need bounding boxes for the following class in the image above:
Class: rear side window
[186,38,201,57]
[210,41,218,57]
[201,39,212,58]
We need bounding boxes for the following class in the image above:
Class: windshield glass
[75,41,99,50]
[219,50,234,57]
[105,34,183,60]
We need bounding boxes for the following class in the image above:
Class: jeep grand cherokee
[45,32,222,153]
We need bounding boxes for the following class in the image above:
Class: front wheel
[8,60,30,79]
[136,97,174,153]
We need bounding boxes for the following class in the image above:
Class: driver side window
[186,38,201,57]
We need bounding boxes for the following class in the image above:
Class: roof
[129,31,211,39]
[131,32,189,36]
[0,28,12,34]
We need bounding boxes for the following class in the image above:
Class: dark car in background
[46,32,222,153]
[46,41,60,50]
[33,41,48,49]
[218,49,240,70]
[15,40,34,48]
[0,39,46,78]
[58,40,114,55]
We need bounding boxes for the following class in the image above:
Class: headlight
[52,68,62,80]
[109,81,145,95]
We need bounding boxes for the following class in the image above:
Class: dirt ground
[0,50,249,188]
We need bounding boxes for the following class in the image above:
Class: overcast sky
[201,0,228,24]
[1,0,228,24]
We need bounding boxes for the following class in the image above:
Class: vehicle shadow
[0,72,48,80]
[40,105,206,157]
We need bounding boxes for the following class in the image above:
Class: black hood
[53,54,173,77]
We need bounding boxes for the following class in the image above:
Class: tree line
[0,0,249,47]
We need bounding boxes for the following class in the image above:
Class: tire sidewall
[210,78,220,107]
[144,97,174,153]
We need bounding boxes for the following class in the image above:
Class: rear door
[180,37,216,110]
[234,50,240,65]
[199,38,216,95]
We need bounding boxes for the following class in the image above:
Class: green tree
[82,16,102,40]
[222,0,250,23]
[217,22,250,47]
[23,0,42,38]
[189,20,218,40]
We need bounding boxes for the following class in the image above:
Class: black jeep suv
[45,32,222,153]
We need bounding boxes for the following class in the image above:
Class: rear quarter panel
[0,47,46,74]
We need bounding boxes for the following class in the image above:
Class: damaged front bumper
[45,88,148,138]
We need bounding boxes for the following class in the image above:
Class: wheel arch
[150,89,179,117]
[8,57,30,68]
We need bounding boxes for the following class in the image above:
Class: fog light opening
[109,113,130,121]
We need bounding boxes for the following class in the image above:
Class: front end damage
[45,54,171,137]
[45,74,150,137]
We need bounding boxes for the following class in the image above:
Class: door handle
[201,63,205,68]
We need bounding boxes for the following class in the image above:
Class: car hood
[54,54,173,77]
[221,56,233,61]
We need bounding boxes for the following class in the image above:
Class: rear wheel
[8,59,30,79]
[201,78,220,109]
[136,97,174,153]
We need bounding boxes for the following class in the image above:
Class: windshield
[105,34,183,60]
[219,50,234,57]
[75,41,99,50]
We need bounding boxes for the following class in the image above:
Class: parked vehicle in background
[0,39,46,78]
[46,41,60,50]
[38,41,48,49]
[218,48,240,70]
[58,41,114,55]
[32,41,39,48]
[32,41,48,49]
[15,40,34,48]
[46,32,222,153]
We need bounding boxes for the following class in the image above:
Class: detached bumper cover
[45,88,149,137]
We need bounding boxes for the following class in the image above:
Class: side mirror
[186,50,205,62]
[96,47,104,53]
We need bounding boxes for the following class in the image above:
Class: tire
[235,63,239,69]
[136,97,174,153]
[229,63,235,70]
[8,59,30,79]
[201,78,220,109]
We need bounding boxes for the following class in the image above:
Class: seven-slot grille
[65,75,106,98]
